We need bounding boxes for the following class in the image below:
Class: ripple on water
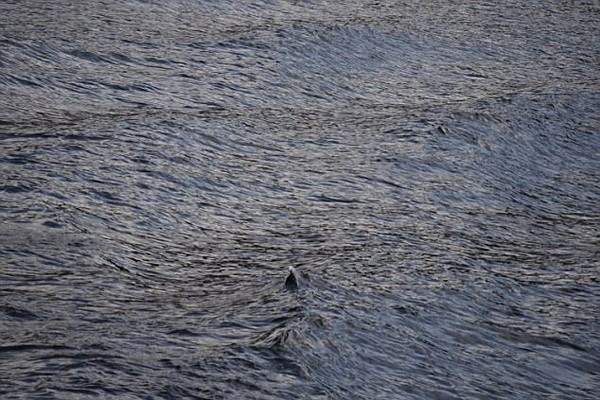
[1,0,600,399]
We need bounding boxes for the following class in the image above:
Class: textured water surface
[1,1,599,399]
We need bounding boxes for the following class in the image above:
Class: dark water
[1,1,600,398]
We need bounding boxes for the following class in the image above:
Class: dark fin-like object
[285,267,298,289]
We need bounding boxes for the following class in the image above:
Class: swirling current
[1,1,599,399]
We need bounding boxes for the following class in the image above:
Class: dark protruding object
[285,267,298,289]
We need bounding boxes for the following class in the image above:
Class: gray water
[1,1,600,399]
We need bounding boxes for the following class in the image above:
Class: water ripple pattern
[1,1,599,399]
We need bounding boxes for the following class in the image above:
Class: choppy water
[1,1,600,399]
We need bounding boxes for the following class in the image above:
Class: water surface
[1,1,599,399]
